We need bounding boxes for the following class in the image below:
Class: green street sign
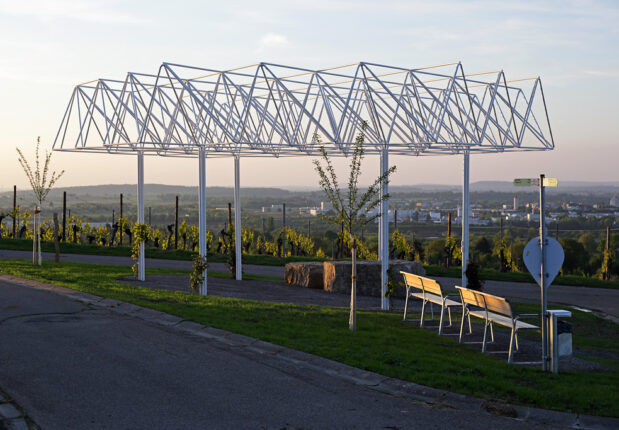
[514,178,537,186]
[514,178,558,187]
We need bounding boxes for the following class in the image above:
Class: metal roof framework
[53,61,554,157]
[52,61,555,307]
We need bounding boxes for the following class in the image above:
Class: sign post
[515,174,560,371]
[539,173,548,371]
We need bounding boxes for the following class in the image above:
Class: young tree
[313,125,396,242]
[17,137,65,265]
[313,123,396,330]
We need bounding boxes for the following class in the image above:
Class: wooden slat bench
[456,286,539,363]
[401,272,460,335]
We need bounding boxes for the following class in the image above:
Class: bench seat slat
[465,308,538,330]
[484,312,538,330]
[408,292,460,307]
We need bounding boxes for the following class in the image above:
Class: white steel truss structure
[54,61,554,157]
[53,61,555,307]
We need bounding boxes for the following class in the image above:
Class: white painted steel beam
[380,147,390,310]
[137,151,145,281]
[234,155,242,281]
[198,148,208,295]
[461,151,470,288]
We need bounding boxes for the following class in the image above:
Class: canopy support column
[461,151,470,288]
[234,155,242,281]
[198,148,208,295]
[137,150,145,281]
[380,148,390,310]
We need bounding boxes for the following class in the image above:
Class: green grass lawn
[1,259,617,417]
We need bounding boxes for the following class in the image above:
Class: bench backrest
[456,286,513,318]
[400,272,443,296]
[479,292,513,317]
[456,286,485,308]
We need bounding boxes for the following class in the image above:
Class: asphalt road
[0,279,559,430]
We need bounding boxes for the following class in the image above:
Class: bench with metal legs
[401,272,460,335]
[456,286,540,363]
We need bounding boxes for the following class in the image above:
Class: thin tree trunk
[32,207,36,264]
[349,238,357,331]
[37,210,42,266]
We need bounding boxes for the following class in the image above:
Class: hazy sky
[1,0,617,191]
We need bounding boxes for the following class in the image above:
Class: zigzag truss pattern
[53,61,554,157]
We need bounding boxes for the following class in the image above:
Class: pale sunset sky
[0,0,617,190]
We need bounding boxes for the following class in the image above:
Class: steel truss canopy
[53,61,554,157]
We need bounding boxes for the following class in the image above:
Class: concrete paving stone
[0,403,21,419]
[69,292,102,303]
[201,327,256,347]
[327,365,388,387]
[149,315,184,326]
[515,405,577,428]
[96,298,124,308]
[375,377,447,404]
[109,302,143,315]
[131,308,184,326]
[277,347,325,365]
[576,414,619,430]
[7,418,30,430]
[173,320,209,336]
[221,332,259,346]
[246,339,286,355]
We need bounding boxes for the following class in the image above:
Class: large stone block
[284,262,324,289]
[323,260,425,298]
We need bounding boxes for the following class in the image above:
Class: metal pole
[462,151,470,288]
[394,209,398,231]
[604,226,611,280]
[378,154,383,264]
[119,193,123,246]
[500,217,504,241]
[198,148,207,295]
[174,195,179,250]
[380,147,389,310]
[282,203,286,259]
[539,173,548,371]
[62,191,67,242]
[137,151,145,281]
[234,155,242,281]
[12,185,16,239]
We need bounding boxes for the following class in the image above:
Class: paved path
[1,249,618,318]
[0,278,572,430]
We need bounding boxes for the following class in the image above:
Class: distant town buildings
[611,195,619,207]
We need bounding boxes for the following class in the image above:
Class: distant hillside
[2,181,617,202]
